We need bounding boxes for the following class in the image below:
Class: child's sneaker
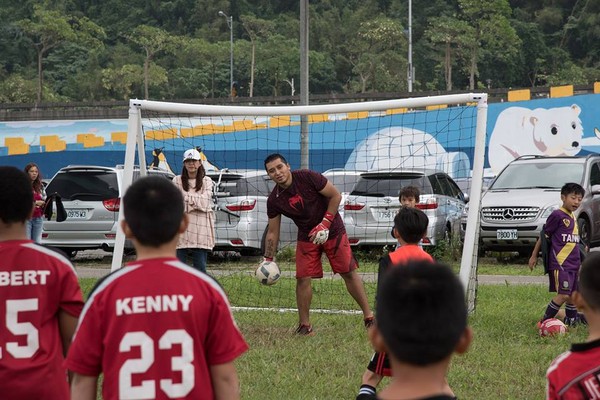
[364,316,375,329]
[295,324,315,336]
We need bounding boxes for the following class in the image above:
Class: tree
[16,4,105,103]
[344,17,406,92]
[458,0,520,89]
[127,25,176,99]
[424,15,474,91]
[240,15,274,97]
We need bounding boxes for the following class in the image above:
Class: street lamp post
[218,11,233,97]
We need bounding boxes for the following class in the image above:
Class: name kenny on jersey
[116,294,193,316]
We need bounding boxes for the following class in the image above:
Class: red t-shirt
[267,170,344,242]
[66,257,248,400]
[0,240,84,399]
[546,338,600,399]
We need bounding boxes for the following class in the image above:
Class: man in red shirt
[262,154,373,335]
[66,176,248,400]
[0,166,84,399]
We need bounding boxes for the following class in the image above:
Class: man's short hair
[0,166,34,224]
[579,252,600,310]
[399,185,420,203]
[394,206,428,244]
[561,182,585,197]
[264,153,288,170]
[123,176,184,247]
[377,261,467,366]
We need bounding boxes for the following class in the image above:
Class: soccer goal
[112,93,487,313]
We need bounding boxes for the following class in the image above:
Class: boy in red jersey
[262,153,373,335]
[529,183,586,326]
[66,176,248,400]
[546,251,600,399]
[0,166,84,399]
[358,206,435,399]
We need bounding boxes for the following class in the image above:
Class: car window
[46,171,119,201]
[213,175,271,197]
[590,163,600,186]
[437,174,464,200]
[325,174,361,193]
[351,175,431,197]
[491,163,584,189]
[428,175,444,195]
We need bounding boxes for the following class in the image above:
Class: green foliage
[1,1,600,102]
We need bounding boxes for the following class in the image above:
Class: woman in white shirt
[172,149,215,272]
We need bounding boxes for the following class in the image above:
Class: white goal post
[112,93,488,312]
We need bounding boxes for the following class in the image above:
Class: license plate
[67,209,87,219]
[376,209,395,221]
[496,229,518,240]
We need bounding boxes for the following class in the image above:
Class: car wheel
[578,217,591,249]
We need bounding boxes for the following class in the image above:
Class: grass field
[77,258,588,399]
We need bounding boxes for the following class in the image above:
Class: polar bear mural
[345,127,471,179]
[488,104,584,175]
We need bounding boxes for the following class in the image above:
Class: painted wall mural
[1,93,599,179]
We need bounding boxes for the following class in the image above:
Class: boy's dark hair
[123,176,184,247]
[0,166,34,224]
[579,252,600,310]
[399,185,420,203]
[561,182,585,197]
[394,206,428,244]
[377,260,467,366]
[264,153,288,170]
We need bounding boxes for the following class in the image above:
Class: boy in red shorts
[66,176,248,400]
[358,206,435,400]
[262,153,373,335]
[0,166,84,399]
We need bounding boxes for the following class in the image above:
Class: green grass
[77,275,588,400]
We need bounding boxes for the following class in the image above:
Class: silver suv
[343,169,466,247]
[476,155,600,255]
[209,169,297,255]
[42,165,174,257]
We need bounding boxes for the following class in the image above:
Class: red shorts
[366,351,391,377]
[295,233,358,278]
[549,268,579,295]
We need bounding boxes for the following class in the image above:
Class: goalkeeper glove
[309,212,335,245]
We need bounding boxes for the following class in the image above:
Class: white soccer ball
[255,261,281,286]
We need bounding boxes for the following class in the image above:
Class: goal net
[112,94,487,314]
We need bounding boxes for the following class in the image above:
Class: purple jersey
[545,207,580,271]
[267,170,344,242]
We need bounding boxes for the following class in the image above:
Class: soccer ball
[539,318,567,337]
[255,261,281,286]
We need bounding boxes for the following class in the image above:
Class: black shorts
[366,351,391,377]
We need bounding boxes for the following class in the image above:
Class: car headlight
[540,204,560,219]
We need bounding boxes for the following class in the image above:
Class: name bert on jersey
[116,294,193,316]
[0,270,51,286]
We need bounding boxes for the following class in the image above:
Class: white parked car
[343,169,466,247]
[208,169,297,255]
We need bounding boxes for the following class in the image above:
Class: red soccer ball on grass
[538,318,567,337]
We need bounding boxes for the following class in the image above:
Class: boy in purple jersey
[546,251,600,399]
[529,182,586,327]
[66,176,248,400]
[262,154,373,335]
